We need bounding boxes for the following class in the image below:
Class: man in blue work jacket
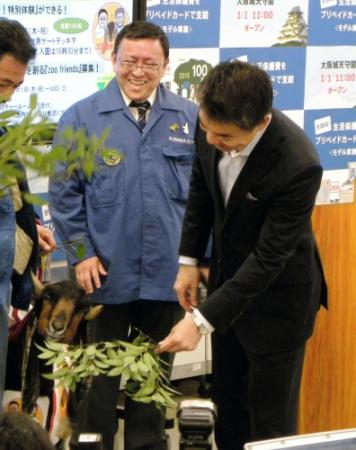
[49,21,198,450]
[0,18,56,409]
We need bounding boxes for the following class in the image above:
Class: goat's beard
[45,323,67,341]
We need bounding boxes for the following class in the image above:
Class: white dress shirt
[120,87,157,120]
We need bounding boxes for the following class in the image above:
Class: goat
[35,280,102,344]
[18,278,102,449]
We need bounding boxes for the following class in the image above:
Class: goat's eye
[42,294,52,302]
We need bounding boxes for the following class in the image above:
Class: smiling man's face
[111,37,168,102]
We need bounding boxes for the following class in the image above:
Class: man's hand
[174,265,201,312]
[199,266,209,286]
[157,314,202,353]
[36,224,56,255]
[75,256,108,294]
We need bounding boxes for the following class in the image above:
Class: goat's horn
[31,272,44,298]
[84,304,103,321]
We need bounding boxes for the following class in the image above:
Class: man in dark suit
[158,61,327,450]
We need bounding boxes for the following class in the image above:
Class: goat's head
[34,280,102,343]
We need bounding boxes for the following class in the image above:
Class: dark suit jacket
[179,109,327,353]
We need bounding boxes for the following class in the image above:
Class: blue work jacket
[49,79,198,305]
[0,192,15,307]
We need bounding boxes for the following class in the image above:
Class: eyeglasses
[118,58,161,73]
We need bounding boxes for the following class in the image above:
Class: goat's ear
[84,304,103,321]
[31,272,44,298]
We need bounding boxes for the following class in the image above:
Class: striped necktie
[129,100,150,130]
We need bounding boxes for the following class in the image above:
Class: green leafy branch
[36,333,180,411]
[0,93,121,204]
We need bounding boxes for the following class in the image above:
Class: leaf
[137,360,150,373]
[123,355,135,366]
[69,379,77,392]
[52,367,69,378]
[37,350,56,360]
[107,348,119,359]
[107,366,124,377]
[35,343,50,353]
[73,347,84,360]
[86,345,96,356]
[117,341,142,350]
[73,364,87,374]
[42,372,56,380]
[103,358,123,367]
[94,360,110,369]
[0,110,18,120]
[22,192,47,206]
[63,374,74,389]
[122,367,131,380]
[45,340,68,351]
[29,93,37,110]
[129,362,138,373]
[143,352,155,370]
[132,380,156,398]
[151,391,167,405]
[75,242,86,260]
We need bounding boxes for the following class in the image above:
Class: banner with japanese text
[2,0,355,209]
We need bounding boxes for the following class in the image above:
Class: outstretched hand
[157,314,202,353]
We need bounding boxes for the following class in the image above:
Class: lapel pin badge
[169,123,180,132]
[103,150,122,166]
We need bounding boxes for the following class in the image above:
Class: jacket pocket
[162,146,193,201]
[86,158,125,208]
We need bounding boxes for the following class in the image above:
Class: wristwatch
[191,310,209,335]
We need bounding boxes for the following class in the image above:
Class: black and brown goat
[34,279,102,344]
[19,279,102,448]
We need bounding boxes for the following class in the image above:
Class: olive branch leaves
[0,93,121,204]
[36,333,180,410]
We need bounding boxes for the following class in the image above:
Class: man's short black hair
[0,411,55,450]
[197,60,273,130]
[113,20,169,59]
[0,18,36,64]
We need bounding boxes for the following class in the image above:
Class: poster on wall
[308,0,356,46]
[1,0,355,211]
[1,0,134,122]
[220,47,306,112]
[147,0,220,49]
[304,46,356,110]
[163,48,219,102]
[305,109,356,204]
[220,0,309,48]
[1,0,134,262]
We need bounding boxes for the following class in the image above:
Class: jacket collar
[97,78,182,114]
[222,110,282,225]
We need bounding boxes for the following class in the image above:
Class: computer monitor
[245,429,356,450]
